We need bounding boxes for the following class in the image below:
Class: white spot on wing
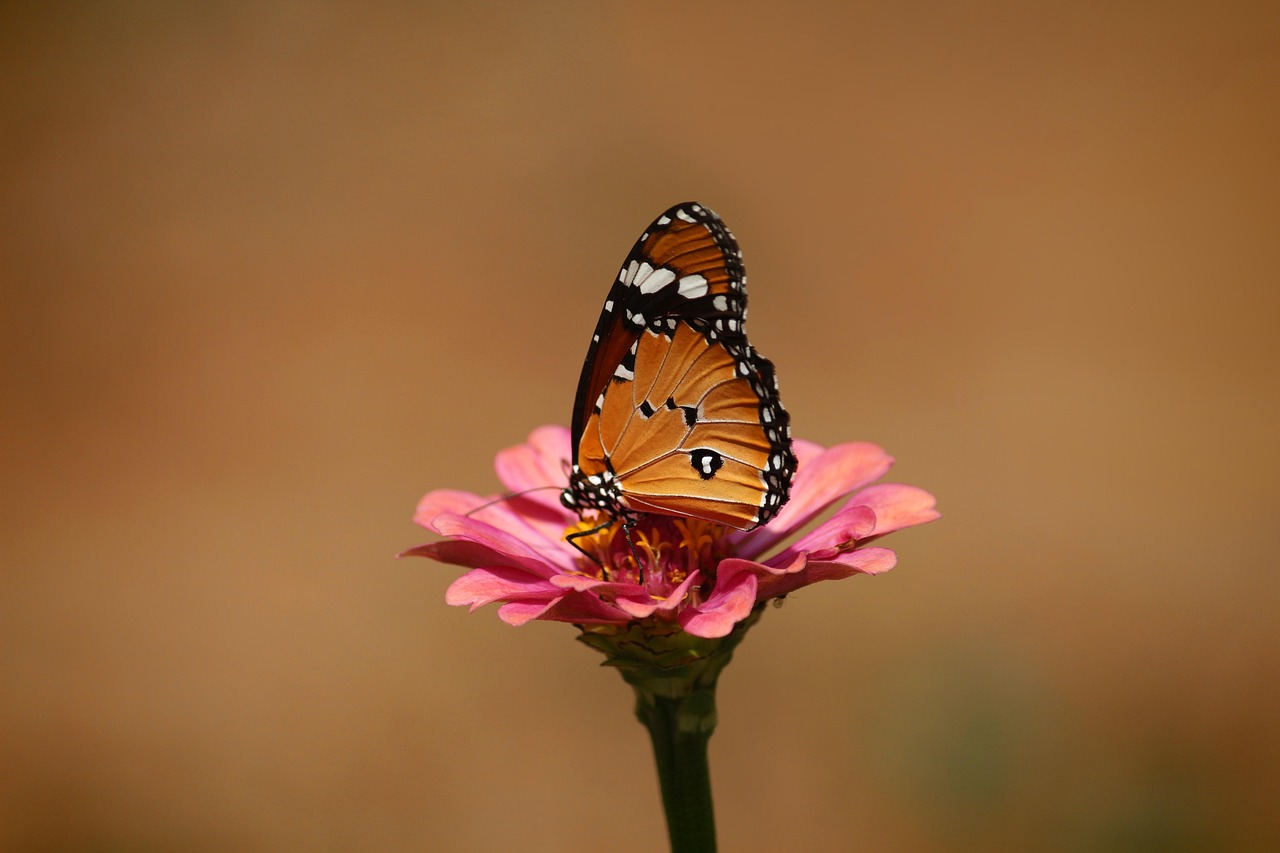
[630,261,653,288]
[713,295,728,311]
[637,266,676,294]
[676,209,696,223]
[677,274,708,298]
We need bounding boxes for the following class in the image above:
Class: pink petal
[494,426,575,514]
[679,566,758,638]
[400,539,530,571]
[757,547,898,599]
[769,505,878,565]
[615,571,701,618]
[446,566,560,610]
[614,598,657,619]
[715,554,805,588]
[413,489,488,530]
[413,489,566,555]
[719,553,805,577]
[496,597,568,626]
[418,484,578,560]
[432,513,566,577]
[813,547,898,576]
[415,428,581,561]
[474,498,580,561]
[498,590,631,626]
[849,484,941,538]
[551,574,645,596]
[734,441,895,559]
[792,438,828,469]
[651,572,702,613]
[527,424,573,462]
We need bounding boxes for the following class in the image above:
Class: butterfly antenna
[462,486,563,518]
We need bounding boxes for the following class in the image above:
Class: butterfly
[560,202,796,547]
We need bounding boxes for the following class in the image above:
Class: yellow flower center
[564,513,733,588]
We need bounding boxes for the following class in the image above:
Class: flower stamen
[562,513,734,594]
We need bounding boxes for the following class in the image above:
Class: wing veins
[615,443,769,480]
[627,491,758,508]
[634,330,674,412]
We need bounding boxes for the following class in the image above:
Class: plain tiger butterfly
[561,202,796,549]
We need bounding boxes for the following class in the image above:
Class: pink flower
[402,426,939,639]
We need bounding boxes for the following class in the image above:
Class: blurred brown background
[2,2,1277,851]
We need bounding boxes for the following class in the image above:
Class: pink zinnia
[403,425,939,639]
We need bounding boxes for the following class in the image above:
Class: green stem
[579,605,766,853]
[636,688,718,853]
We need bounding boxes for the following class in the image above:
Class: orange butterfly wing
[566,203,793,530]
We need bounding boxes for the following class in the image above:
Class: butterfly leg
[564,511,645,585]
[618,514,644,586]
[565,515,613,575]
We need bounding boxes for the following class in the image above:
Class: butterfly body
[561,202,795,536]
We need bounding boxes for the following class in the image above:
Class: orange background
[2,3,1277,850]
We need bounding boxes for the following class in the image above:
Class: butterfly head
[560,464,623,514]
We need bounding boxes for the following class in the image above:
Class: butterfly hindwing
[565,202,794,530]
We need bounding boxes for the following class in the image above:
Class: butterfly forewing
[570,207,745,442]
[566,202,794,531]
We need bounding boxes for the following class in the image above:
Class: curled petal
[848,483,941,538]
[496,597,568,626]
[759,547,898,599]
[810,546,897,576]
[802,546,898,581]
[770,505,878,565]
[717,553,805,585]
[679,565,758,638]
[735,441,894,559]
[615,572,702,619]
[650,572,702,613]
[551,574,645,596]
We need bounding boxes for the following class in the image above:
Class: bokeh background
[3,2,1277,850]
